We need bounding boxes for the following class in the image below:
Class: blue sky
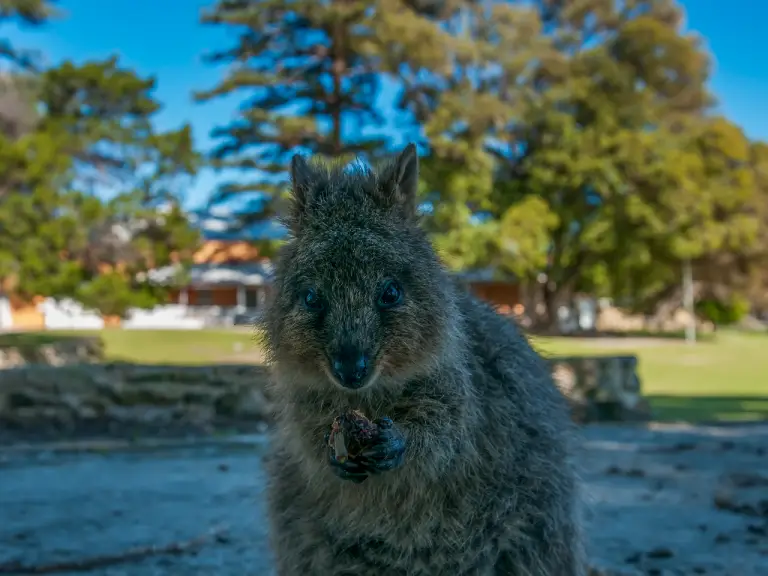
[4,0,768,209]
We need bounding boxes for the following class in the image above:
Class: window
[196,289,214,306]
[245,287,260,309]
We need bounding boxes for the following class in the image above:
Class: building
[455,269,522,315]
[148,207,284,327]
[155,259,274,327]
[0,202,523,330]
[151,210,524,326]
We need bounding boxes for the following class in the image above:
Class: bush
[695,295,750,326]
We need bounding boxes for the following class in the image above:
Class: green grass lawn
[531,330,768,423]
[0,328,265,365]
[1,327,766,423]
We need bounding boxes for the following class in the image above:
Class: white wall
[0,295,12,329]
[122,305,205,330]
[38,298,105,329]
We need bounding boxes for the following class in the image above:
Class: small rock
[747,523,767,536]
[713,487,768,517]
[604,465,644,477]
[714,533,731,544]
[713,490,735,511]
[724,472,768,488]
[645,547,674,559]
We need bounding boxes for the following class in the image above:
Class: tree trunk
[529,281,563,334]
[330,19,345,156]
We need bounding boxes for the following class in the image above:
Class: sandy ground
[0,423,766,576]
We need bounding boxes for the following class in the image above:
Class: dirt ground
[1,423,766,576]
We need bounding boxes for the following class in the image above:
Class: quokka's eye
[377,280,404,309]
[300,288,324,312]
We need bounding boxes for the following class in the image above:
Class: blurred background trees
[0,1,200,317]
[198,0,767,329]
[1,0,766,325]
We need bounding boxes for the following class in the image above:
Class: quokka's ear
[287,153,314,232]
[378,143,419,219]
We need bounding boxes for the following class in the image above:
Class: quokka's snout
[327,344,372,390]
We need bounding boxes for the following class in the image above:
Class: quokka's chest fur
[284,463,515,574]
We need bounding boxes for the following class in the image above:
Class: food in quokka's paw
[327,410,379,463]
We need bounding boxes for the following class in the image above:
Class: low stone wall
[0,354,648,441]
[0,336,103,369]
[0,363,272,440]
[549,354,650,424]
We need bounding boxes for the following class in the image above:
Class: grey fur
[263,144,586,575]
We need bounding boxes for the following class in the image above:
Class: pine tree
[0,0,55,69]
[195,0,456,231]
[0,56,202,317]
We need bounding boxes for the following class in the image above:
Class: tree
[0,56,202,317]
[0,0,56,69]
[589,117,761,315]
[413,3,558,279]
[194,0,765,331]
[691,140,768,317]
[0,130,84,299]
[501,0,719,325]
[745,142,768,313]
[0,73,38,140]
[195,0,456,232]
[405,0,732,328]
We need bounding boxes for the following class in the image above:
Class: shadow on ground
[648,395,768,423]
[529,329,721,342]
[0,332,93,348]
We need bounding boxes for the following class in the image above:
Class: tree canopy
[1,0,766,324]
[0,0,56,69]
[197,0,767,326]
[195,0,459,221]
[0,55,200,317]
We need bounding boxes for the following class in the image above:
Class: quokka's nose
[331,351,370,389]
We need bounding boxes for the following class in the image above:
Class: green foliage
[39,57,200,195]
[0,0,56,68]
[192,0,768,329]
[696,295,750,327]
[400,0,764,326]
[0,55,202,317]
[195,0,458,223]
[76,272,160,318]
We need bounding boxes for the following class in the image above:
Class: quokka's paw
[358,417,406,474]
[325,414,406,483]
[326,447,371,483]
